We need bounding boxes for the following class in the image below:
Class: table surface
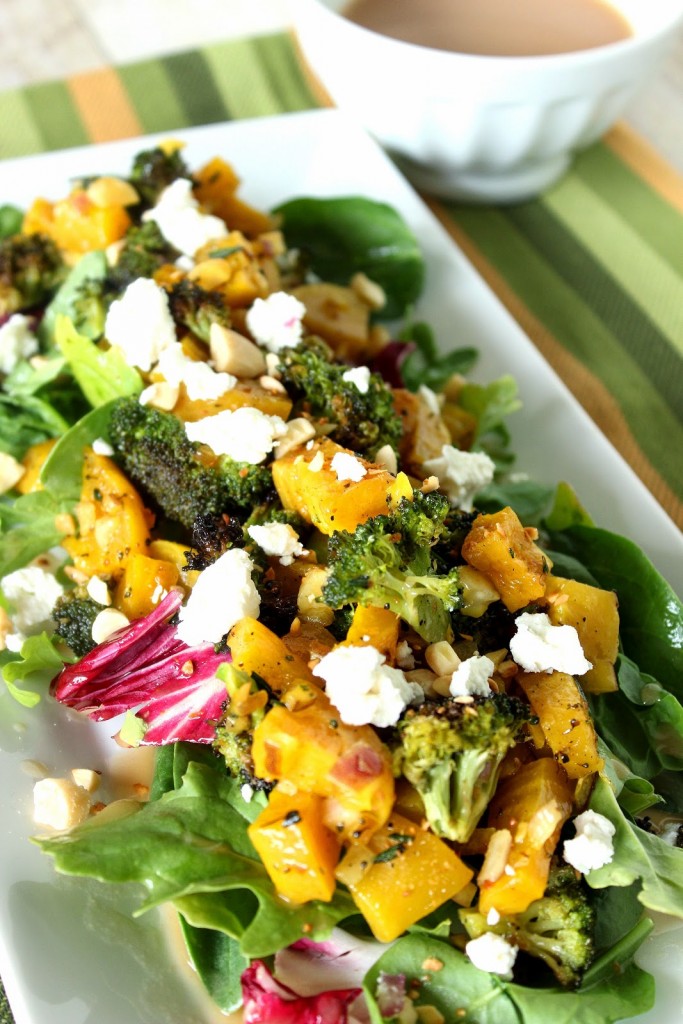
[1,0,682,170]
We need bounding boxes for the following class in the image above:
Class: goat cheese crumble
[423,445,495,511]
[246,291,306,352]
[142,178,226,257]
[156,341,237,401]
[563,809,615,873]
[185,406,287,463]
[176,548,260,647]
[341,365,371,394]
[465,932,518,976]
[0,313,38,373]
[510,612,592,675]
[449,655,494,697]
[1,564,64,651]
[330,451,367,482]
[247,523,305,566]
[104,277,177,371]
[312,644,422,728]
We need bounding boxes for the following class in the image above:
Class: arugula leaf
[39,250,108,346]
[0,490,73,577]
[586,776,683,917]
[398,320,477,391]
[54,315,141,407]
[362,931,653,1024]
[275,196,425,319]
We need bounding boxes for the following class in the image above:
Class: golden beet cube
[545,575,619,693]
[516,671,604,779]
[461,506,548,612]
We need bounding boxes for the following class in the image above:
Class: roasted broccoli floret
[184,512,244,571]
[322,491,460,642]
[52,588,102,657]
[213,664,273,791]
[392,692,535,842]
[108,398,276,532]
[114,221,180,284]
[277,339,403,458]
[128,145,192,207]
[460,863,595,987]
[0,232,65,316]
[165,278,231,343]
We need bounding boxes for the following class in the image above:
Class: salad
[0,132,682,1024]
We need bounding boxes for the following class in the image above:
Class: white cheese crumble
[342,365,371,394]
[563,810,615,874]
[465,932,518,976]
[510,612,592,675]
[245,291,306,352]
[176,548,260,646]
[486,907,501,926]
[1,564,64,649]
[247,523,305,566]
[104,277,177,371]
[312,644,423,728]
[86,575,111,606]
[240,783,254,803]
[423,445,496,511]
[449,655,494,697]
[331,451,367,482]
[33,777,91,831]
[142,178,226,257]
[0,314,38,373]
[185,406,287,463]
[155,342,236,401]
[91,437,114,456]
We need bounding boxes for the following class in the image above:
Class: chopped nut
[86,575,111,606]
[307,450,325,473]
[350,271,386,310]
[416,1007,445,1024]
[0,452,25,494]
[33,777,91,831]
[91,608,129,645]
[258,374,287,393]
[71,768,101,793]
[420,475,440,494]
[425,640,461,677]
[477,828,513,886]
[273,417,316,459]
[209,323,267,377]
[421,957,444,973]
[54,513,76,536]
[139,381,180,411]
[374,443,397,475]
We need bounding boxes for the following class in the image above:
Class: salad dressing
[342,0,632,56]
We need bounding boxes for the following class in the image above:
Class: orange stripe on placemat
[425,196,683,530]
[605,122,683,215]
[67,67,143,143]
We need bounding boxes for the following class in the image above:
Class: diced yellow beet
[148,539,200,588]
[340,812,473,942]
[173,378,292,423]
[544,575,619,693]
[290,283,371,362]
[248,788,341,904]
[272,438,394,535]
[63,450,153,579]
[16,438,57,494]
[479,758,574,916]
[461,507,548,612]
[515,672,604,779]
[252,694,395,842]
[113,554,179,620]
[227,617,313,691]
[344,605,400,663]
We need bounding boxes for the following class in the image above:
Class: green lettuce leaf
[0,489,73,577]
[1,631,72,705]
[39,250,108,346]
[54,315,141,408]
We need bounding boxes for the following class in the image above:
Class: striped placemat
[0,27,682,1022]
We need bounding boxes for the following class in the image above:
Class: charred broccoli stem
[128,145,192,208]
[277,338,403,458]
[393,692,536,843]
[0,232,65,316]
[165,278,232,344]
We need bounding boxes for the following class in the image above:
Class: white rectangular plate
[0,109,681,1024]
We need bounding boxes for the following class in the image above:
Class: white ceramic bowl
[290,0,683,202]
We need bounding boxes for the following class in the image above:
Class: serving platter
[0,108,680,1024]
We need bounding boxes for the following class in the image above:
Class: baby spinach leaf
[178,915,248,1014]
[54,315,141,407]
[39,399,118,501]
[0,392,69,459]
[586,776,683,918]
[0,204,23,239]
[275,196,425,319]
[475,478,555,525]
